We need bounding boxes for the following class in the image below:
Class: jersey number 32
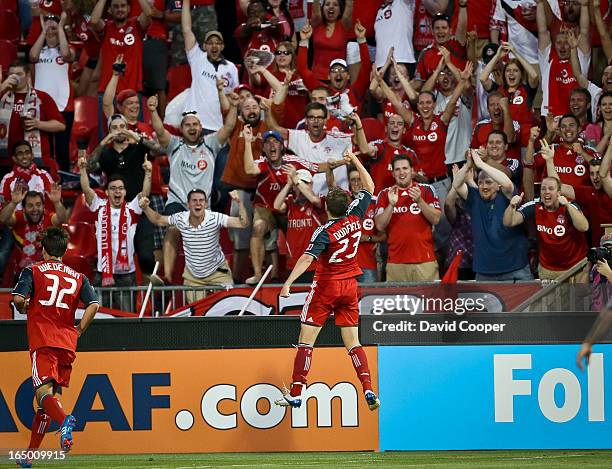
[39,274,78,309]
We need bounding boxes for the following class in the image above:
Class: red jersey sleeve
[350,42,372,102]
[422,184,441,210]
[296,45,323,92]
[38,90,65,124]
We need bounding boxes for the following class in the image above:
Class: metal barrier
[511,259,592,312]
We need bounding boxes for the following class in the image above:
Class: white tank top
[34,46,71,112]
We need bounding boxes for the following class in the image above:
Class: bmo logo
[574,165,586,177]
[553,224,565,237]
[427,133,438,142]
[393,206,408,214]
[409,203,421,214]
[493,354,604,423]
[537,225,553,234]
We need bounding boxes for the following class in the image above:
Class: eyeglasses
[330,67,347,74]
[275,50,291,56]
[306,115,325,121]
[44,14,60,22]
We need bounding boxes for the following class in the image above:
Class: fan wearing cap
[413,9,467,86]
[181,0,239,134]
[147,92,238,283]
[243,126,321,284]
[273,164,327,284]
[297,19,371,112]
[91,0,153,94]
[543,140,612,247]
[29,12,76,172]
[24,0,63,45]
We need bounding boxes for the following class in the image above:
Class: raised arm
[0,185,26,227]
[392,56,418,101]
[441,62,473,125]
[91,0,107,32]
[217,93,239,145]
[561,195,589,232]
[242,126,261,176]
[592,0,612,60]
[455,0,468,45]
[141,156,152,197]
[423,54,446,93]
[344,148,374,194]
[102,54,123,119]
[78,155,97,205]
[226,190,250,228]
[472,148,514,198]
[568,30,590,89]
[341,0,354,30]
[536,0,551,51]
[147,95,171,148]
[451,158,471,199]
[311,0,323,26]
[599,142,612,197]
[263,99,289,140]
[137,0,153,29]
[47,183,68,226]
[273,179,293,212]
[373,69,413,125]
[577,0,591,55]
[479,46,503,91]
[503,42,539,88]
[522,127,539,201]
[181,0,196,52]
[541,139,576,199]
[500,96,516,143]
[503,193,526,227]
[28,16,47,63]
[138,196,170,226]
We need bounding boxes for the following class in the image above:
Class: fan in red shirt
[471,91,521,159]
[0,60,66,174]
[297,20,371,112]
[364,113,418,191]
[414,12,467,84]
[12,227,99,463]
[275,150,380,413]
[90,0,153,93]
[0,184,67,273]
[533,115,597,187]
[540,139,612,246]
[375,153,441,281]
[243,127,319,284]
[347,166,385,283]
[505,176,589,281]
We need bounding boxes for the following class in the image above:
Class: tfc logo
[56,56,65,65]
[553,225,566,237]
[574,165,586,177]
[409,203,421,214]
[197,159,208,170]
[384,9,392,19]
[124,34,135,46]
[513,95,524,105]
[427,132,438,142]
[363,218,374,231]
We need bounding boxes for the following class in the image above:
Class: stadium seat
[167,64,192,102]
[361,117,384,141]
[0,39,17,71]
[62,254,94,283]
[69,96,100,163]
[67,192,101,225]
[0,10,20,42]
[65,222,97,258]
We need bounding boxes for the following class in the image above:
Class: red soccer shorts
[301,277,360,327]
[30,347,76,389]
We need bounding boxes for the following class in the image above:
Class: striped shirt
[168,210,229,278]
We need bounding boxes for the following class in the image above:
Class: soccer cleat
[15,458,32,468]
[58,415,76,451]
[365,391,380,411]
[274,386,302,408]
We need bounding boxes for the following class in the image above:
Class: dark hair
[418,91,436,102]
[571,87,591,102]
[559,113,580,127]
[12,140,32,155]
[487,129,508,145]
[596,91,612,124]
[275,41,297,69]
[326,187,351,217]
[266,1,295,39]
[247,0,265,15]
[431,13,450,28]
[8,58,29,73]
[502,59,526,89]
[24,190,44,205]
[41,227,69,257]
[321,0,346,25]
[187,189,207,202]
[107,174,127,187]
[486,90,504,107]
[391,153,413,169]
[305,101,328,118]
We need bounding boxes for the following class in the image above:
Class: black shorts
[143,37,168,91]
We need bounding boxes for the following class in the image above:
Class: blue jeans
[357,268,377,283]
[475,264,534,282]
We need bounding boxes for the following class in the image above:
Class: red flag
[441,250,463,284]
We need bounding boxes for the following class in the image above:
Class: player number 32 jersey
[305,190,372,280]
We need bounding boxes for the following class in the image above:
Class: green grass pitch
[3,451,612,468]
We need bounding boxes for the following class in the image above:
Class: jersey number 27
[329,232,362,263]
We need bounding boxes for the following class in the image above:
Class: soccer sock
[40,394,67,425]
[28,409,50,450]
[348,346,373,394]
[290,344,313,397]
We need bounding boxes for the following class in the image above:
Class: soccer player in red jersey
[12,227,99,463]
[504,176,589,281]
[275,150,380,411]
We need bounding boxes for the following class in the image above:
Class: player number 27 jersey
[305,190,372,280]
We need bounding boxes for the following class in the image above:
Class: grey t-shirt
[164,133,222,207]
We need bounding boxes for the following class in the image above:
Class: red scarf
[13,163,39,182]
[100,199,129,286]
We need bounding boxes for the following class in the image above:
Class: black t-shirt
[99,143,146,200]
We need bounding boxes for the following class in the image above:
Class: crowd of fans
[1,0,612,296]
